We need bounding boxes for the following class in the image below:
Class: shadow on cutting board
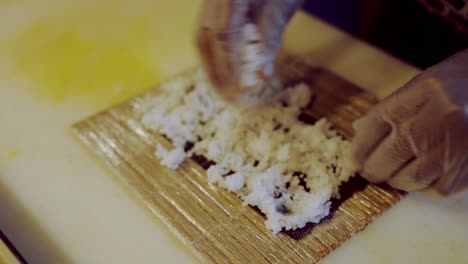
[0,179,71,264]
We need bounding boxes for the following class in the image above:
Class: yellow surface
[0,239,20,264]
[1,1,468,264]
[1,0,198,108]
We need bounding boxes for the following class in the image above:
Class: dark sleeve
[417,0,468,34]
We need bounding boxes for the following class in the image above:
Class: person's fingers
[196,0,249,98]
[361,127,415,183]
[364,84,457,185]
[199,0,249,30]
[196,29,223,88]
[351,109,391,171]
[211,30,243,100]
[377,77,438,125]
[197,29,241,93]
[400,81,459,155]
[354,76,457,183]
[429,157,468,196]
[358,49,468,195]
[351,78,429,170]
[426,114,468,196]
[256,0,303,80]
[387,145,444,192]
[389,111,468,194]
[361,92,457,185]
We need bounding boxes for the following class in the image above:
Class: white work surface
[1,1,468,263]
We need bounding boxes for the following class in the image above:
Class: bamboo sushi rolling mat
[72,56,403,263]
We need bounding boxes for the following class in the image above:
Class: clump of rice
[141,69,357,234]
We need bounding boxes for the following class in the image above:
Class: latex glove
[196,0,303,101]
[352,49,468,197]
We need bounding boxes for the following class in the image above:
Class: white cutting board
[1,1,468,263]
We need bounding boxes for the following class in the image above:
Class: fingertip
[420,188,448,199]
[388,147,444,192]
[350,119,366,161]
[263,62,274,79]
[195,28,211,57]
[352,110,392,164]
[359,170,372,182]
[350,140,365,169]
[387,177,418,192]
[426,179,457,198]
[218,84,243,102]
[196,28,222,87]
[360,166,389,184]
[352,117,365,131]
[350,117,373,170]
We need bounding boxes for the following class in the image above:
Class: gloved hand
[352,49,468,197]
[196,0,303,101]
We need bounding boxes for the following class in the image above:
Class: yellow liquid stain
[7,148,20,159]
[11,24,157,106]
[0,144,21,159]
[3,0,199,108]
[3,146,21,159]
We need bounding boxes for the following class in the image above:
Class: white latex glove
[353,49,468,197]
[196,0,303,101]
